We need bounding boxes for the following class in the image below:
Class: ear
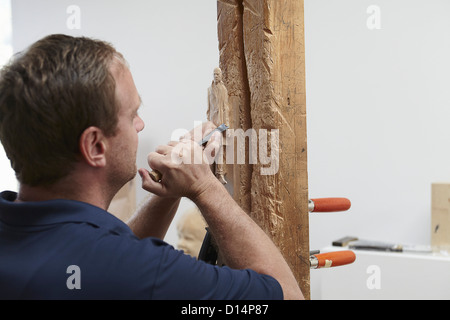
[79,126,107,168]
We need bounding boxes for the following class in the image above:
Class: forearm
[127,194,180,240]
[192,179,304,300]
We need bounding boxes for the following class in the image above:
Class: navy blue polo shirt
[0,191,283,300]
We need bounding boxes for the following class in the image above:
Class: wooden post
[217,0,310,298]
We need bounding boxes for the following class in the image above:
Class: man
[0,34,303,300]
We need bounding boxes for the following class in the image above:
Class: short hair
[0,34,125,186]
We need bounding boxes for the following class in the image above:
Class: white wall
[305,0,450,252]
[7,1,450,261]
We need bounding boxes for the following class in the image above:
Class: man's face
[107,62,144,187]
[214,70,222,84]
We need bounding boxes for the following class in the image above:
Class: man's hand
[138,122,221,200]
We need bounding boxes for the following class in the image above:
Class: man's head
[213,67,222,84]
[0,34,143,188]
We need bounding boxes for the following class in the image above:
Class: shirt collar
[0,191,133,236]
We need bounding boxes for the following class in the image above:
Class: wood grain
[217,0,310,299]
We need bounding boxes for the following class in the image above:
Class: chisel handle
[309,198,351,212]
[310,250,356,269]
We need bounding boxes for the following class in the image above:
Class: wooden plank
[431,183,450,252]
[217,0,310,299]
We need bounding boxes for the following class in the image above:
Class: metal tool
[332,236,432,253]
[199,124,228,147]
[332,236,359,247]
[149,124,229,182]
[348,239,432,253]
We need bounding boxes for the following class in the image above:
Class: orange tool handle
[310,198,351,212]
[313,250,356,268]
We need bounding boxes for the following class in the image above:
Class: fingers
[147,151,165,170]
[155,141,179,155]
[139,122,223,198]
[139,149,179,197]
[148,129,222,173]
[150,141,191,170]
[203,131,222,164]
[207,131,222,147]
[138,168,165,195]
[151,133,221,171]
[203,140,220,165]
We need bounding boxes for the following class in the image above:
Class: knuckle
[147,154,159,168]
[155,145,165,152]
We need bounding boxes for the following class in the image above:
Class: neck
[17,173,117,211]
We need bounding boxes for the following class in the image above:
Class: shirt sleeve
[148,239,283,300]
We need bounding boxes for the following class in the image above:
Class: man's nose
[136,116,145,132]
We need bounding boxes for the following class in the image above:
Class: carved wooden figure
[207,67,230,184]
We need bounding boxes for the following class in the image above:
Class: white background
[305,0,450,251]
[3,0,450,296]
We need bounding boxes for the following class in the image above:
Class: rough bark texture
[217,0,310,299]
